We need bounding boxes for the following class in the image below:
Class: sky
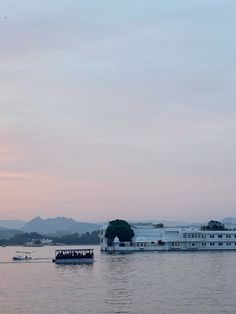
[0,0,236,222]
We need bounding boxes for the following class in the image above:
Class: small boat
[53,248,94,264]
[13,251,32,261]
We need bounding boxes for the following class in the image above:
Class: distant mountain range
[0,227,24,240]
[0,216,235,240]
[21,216,101,235]
[222,217,236,224]
[0,220,27,230]
[0,216,101,238]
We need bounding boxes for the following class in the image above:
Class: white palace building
[100,222,236,252]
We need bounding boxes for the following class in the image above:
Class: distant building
[100,223,236,252]
[25,238,53,247]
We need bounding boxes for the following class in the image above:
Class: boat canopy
[55,248,93,256]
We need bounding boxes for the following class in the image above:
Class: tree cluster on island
[153,223,164,228]
[105,219,134,246]
[200,220,227,231]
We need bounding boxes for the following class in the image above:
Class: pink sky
[0,0,236,221]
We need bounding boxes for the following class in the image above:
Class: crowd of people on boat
[55,250,94,260]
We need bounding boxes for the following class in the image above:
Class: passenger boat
[13,251,32,261]
[52,248,94,264]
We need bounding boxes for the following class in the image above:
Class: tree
[201,220,226,231]
[154,223,164,228]
[105,219,134,245]
[8,232,45,245]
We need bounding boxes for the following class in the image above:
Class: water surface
[0,246,235,313]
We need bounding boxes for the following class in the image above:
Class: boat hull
[53,258,94,264]
[13,257,32,261]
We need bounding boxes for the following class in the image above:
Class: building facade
[100,223,236,252]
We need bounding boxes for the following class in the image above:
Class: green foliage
[105,219,134,244]
[200,220,226,231]
[8,232,45,245]
[2,230,100,246]
[52,231,100,245]
[154,223,164,228]
[0,239,8,246]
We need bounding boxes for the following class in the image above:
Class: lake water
[0,245,236,314]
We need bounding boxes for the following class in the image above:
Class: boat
[52,248,94,264]
[12,251,32,261]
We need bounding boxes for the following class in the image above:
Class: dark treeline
[0,230,100,246]
[52,231,100,245]
[0,232,45,246]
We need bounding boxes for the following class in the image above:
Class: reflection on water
[0,246,236,313]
